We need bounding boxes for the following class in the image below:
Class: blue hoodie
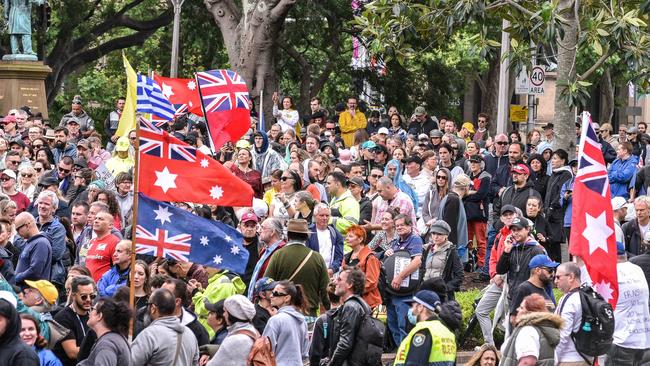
[608,154,639,199]
[384,159,419,209]
[251,131,287,178]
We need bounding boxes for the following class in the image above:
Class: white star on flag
[200,159,209,168]
[200,236,209,246]
[154,167,178,193]
[224,235,232,243]
[187,80,196,90]
[210,185,224,200]
[212,255,222,265]
[153,205,173,225]
[230,245,240,255]
[593,280,614,303]
[161,83,174,99]
[582,211,613,255]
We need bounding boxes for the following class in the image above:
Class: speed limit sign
[529,66,545,94]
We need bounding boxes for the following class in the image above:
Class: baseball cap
[500,204,517,215]
[39,176,58,187]
[1,169,16,180]
[361,141,377,150]
[254,277,277,296]
[2,115,16,124]
[528,254,560,269]
[627,126,639,134]
[115,136,130,152]
[611,197,626,211]
[349,177,365,187]
[430,130,443,138]
[73,157,88,169]
[9,140,25,148]
[377,127,389,135]
[404,290,441,312]
[204,298,225,314]
[468,154,484,163]
[24,279,58,305]
[0,291,17,308]
[241,212,258,224]
[418,133,429,140]
[77,139,90,149]
[462,122,475,133]
[509,217,532,230]
[414,106,426,116]
[511,164,530,175]
[542,123,554,130]
[66,117,80,125]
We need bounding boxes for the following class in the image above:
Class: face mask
[407,308,418,325]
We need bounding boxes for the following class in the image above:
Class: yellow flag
[116,54,137,137]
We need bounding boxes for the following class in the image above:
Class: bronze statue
[3,0,44,60]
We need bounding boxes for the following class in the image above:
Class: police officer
[393,290,456,365]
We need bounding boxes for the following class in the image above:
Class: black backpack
[349,297,385,366]
[560,284,615,360]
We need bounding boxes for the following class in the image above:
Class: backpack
[349,297,385,366]
[559,284,614,360]
[235,329,277,366]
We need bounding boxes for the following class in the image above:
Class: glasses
[271,291,288,297]
[58,167,71,173]
[129,136,137,141]
[21,173,33,178]
[370,174,382,178]
[78,293,97,301]
[280,176,293,181]
[32,144,43,149]
[15,222,28,232]
[0,177,11,182]
[436,175,448,180]
[34,168,42,172]
[7,160,19,165]
[496,141,509,145]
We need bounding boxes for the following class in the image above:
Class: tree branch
[505,0,538,18]
[270,0,296,23]
[578,49,610,81]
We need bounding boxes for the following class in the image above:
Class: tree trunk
[599,68,614,124]
[206,0,297,130]
[554,0,578,151]
[480,56,500,136]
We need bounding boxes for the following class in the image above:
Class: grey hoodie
[207,322,258,366]
[131,315,199,366]
[262,306,309,366]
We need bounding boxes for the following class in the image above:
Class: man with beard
[53,275,96,365]
[59,96,95,138]
[238,212,261,290]
[52,127,78,164]
[246,218,286,299]
[305,159,327,202]
[508,254,558,324]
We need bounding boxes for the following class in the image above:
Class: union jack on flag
[150,104,188,128]
[139,130,197,163]
[137,75,176,121]
[135,225,192,262]
[195,70,250,112]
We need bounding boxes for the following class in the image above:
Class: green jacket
[264,242,331,316]
[501,312,563,366]
[329,189,360,235]
[192,271,245,338]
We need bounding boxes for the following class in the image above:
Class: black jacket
[359,196,373,225]
[599,137,616,164]
[635,165,650,195]
[465,170,491,221]
[496,240,546,291]
[621,219,644,256]
[328,295,371,366]
[544,167,573,224]
[407,117,438,136]
[492,181,541,229]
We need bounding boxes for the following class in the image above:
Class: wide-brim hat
[287,218,310,234]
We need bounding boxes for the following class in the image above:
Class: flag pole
[128,117,141,341]
[259,89,264,132]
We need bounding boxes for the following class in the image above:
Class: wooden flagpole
[128,113,141,341]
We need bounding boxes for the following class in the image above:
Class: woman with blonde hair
[465,343,500,366]
[17,165,37,201]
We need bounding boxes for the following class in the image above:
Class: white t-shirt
[639,222,650,240]
[613,262,650,349]
[316,228,333,268]
[501,326,540,361]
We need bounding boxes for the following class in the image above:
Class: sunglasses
[370,174,382,178]
[280,176,293,181]
[436,175,448,180]
[58,167,71,173]
[34,168,42,172]
[15,222,28,232]
[496,141,509,145]
[32,144,43,148]
[271,291,288,297]
[0,177,11,182]
[21,173,33,178]
[79,293,97,301]
[7,160,19,165]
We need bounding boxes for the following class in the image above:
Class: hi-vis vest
[393,320,456,366]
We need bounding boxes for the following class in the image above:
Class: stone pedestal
[0,61,51,119]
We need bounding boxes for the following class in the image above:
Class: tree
[355,0,650,150]
[40,0,173,106]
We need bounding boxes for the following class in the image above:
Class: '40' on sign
[528,66,545,94]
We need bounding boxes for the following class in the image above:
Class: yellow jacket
[338,110,367,147]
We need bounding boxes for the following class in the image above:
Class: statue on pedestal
[3,0,44,61]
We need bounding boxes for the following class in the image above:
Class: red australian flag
[137,117,254,207]
[153,75,203,116]
[195,69,251,150]
[570,111,619,307]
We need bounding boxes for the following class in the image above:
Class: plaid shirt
[372,190,417,232]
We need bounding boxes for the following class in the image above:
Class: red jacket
[489,226,512,278]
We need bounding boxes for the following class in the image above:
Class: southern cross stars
[153,205,172,225]
[200,159,209,168]
[210,185,224,200]
[200,236,209,246]
[161,83,174,99]
[582,211,613,255]
[154,167,177,193]
[230,245,240,255]
[212,255,222,265]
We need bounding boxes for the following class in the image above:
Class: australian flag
[136,193,249,274]
[137,74,176,121]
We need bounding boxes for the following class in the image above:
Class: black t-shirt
[53,306,90,366]
[252,303,271,335]
[509,280,555,315]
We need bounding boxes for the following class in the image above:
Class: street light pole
[170,0,185,78]
[496,19,510,135]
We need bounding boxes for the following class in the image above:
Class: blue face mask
[407,308,418,325]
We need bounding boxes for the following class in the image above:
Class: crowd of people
[0,94,648,366]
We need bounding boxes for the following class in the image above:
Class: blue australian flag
[135,193,249,274]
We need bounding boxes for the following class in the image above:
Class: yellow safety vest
[393,320,456,366]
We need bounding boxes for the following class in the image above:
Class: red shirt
[86,233,121,281]
[8,191,30,213]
